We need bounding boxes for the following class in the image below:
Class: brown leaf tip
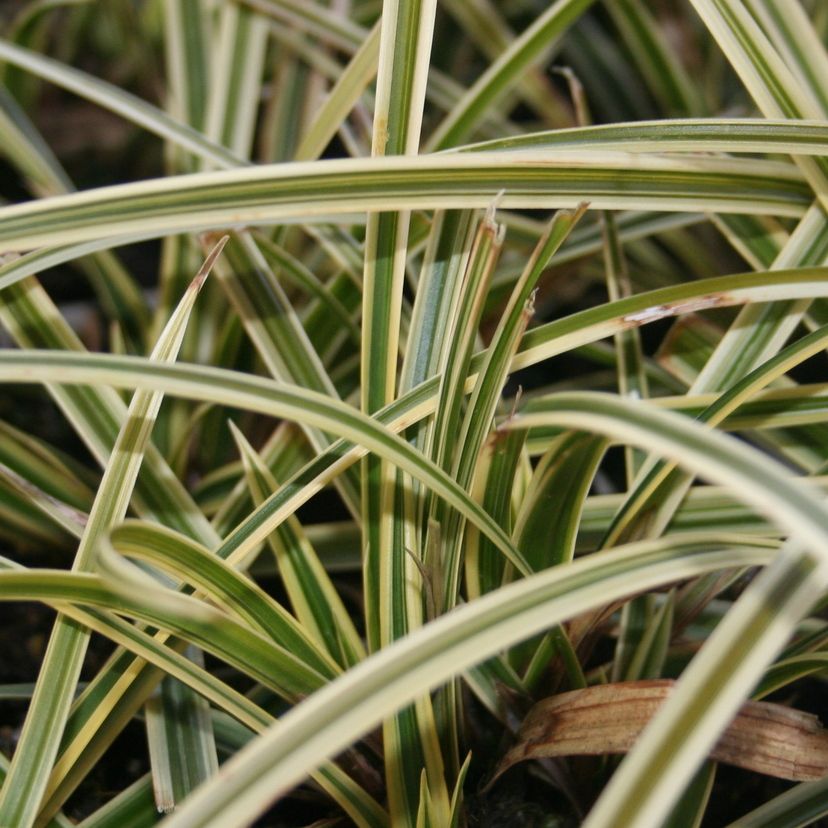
[192,234,230,291]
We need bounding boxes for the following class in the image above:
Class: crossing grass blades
[2,0,828,825]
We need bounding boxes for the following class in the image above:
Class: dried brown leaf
[493,679,828,784]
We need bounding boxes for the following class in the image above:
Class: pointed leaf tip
[193,234,230,291]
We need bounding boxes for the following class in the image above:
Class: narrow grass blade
[0,351,528,579]
[457,117,828,155]
[427,0,597,149]
[0,239,225,827]
[231,426,365,668]
[0,82,70,192]
[744,0,828,115]
[293,20,380,162]
[508,392,828,563]
[0,566,328,700]
[152,535,776,828]
[203,3,267,159]
[361,0,438,654]
[0,152,810,255]
[727,776,828,826]
[464,429,528,599]
[694,204,828,394]
[0,276,218,542]
[0,420,94,512]
[0,38,244,169]
[0,564,386,827]
[108,520,340,679]
[585,549,824,827]
[440,205,587,607]
[513,431,608,571]
[601,319,828,547]
[688,0,828,203]
[0,460,86,540]
[602,210,648,482]
[146,660,219,814]
[0,85,149,349]
[364,10,454,814]
[605,0,704,116]
[163,0,211,133]
[253,233,360,341]
[210,234,361,518]
[0,752,73,828]
[428,208,504,479]
[440,0,571,126]
[76,774,156,828]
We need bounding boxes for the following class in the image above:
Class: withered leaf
[494,679,828,784]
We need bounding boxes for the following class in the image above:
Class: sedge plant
[1,0,828,826]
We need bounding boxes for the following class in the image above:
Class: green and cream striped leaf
[75,775,157,828]
[203,3,267,160]
[211,233,360,517]
[512,431,608,571]
[253,233,360,340]
[0,420,94,513]
[235,0,365,53]
[0,564,329,699]
[33,586,384,826]
[0,274,217,543]
[145,663,219,815]
[292,20,380,161]
[602,209,648,482]
[694,204,828,394]
[587,549,823,827]
[743,0,828,116]
[368,12,479,810]
[0,83,71,194]
[0,38,244,169]
[464,429,527,599]
[0,350,526,572]
[361,0,437,664]
[10,261,827,821]
[231,426,365,668]
[0,239,224,827]
[506,392,828,565]
[440,206,587,608]
[688,0,828,202]
[108,519,341,678]
[605,0,704,116]
[496,394,828,827]
[754,651,828,699]
[0,460,86,540]
[439,0,571,126]
[0,152,810,255]
[427,0,597,149]
[67,264,828,575]
[0,261,219,819]
[599,319,828,547]
[0,562,387,827]
[163,0,211,134]
[152,533,777,828]
[726,774,828,827]
[525,384,828,445]
[456,118,828,156]
[0,752,73,828]
[0,84,149,349]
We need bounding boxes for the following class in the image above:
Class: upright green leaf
[0,239,226,827]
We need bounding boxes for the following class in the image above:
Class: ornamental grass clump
[1,1,828,826]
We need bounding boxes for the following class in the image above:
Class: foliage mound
[2,1,828,825]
